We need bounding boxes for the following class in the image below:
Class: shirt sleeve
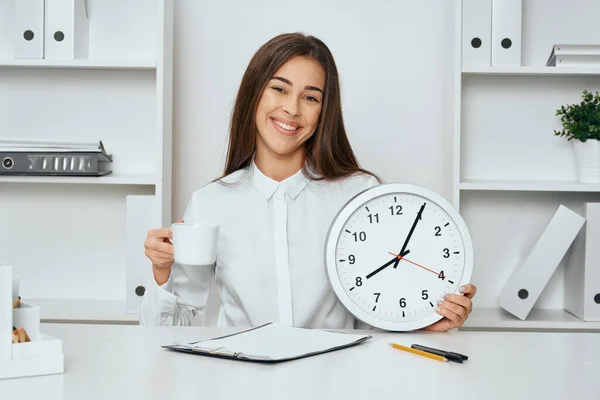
[139,189,216,326]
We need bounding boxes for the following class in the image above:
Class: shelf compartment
[0,173,156,186]
[462,307,600,331]
[27,298,139,324]
[462,66,600,76]
[0,59,156,70]
[460,179,600,192]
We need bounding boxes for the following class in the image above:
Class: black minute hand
[394,202,426,268]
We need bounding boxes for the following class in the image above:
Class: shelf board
[0,173,156,186]
[462,307,600,331]
[0,59,157,70]
[462,65,600,77]
[460,179,600,192]
[24,298,140,324]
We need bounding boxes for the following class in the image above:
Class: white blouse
[140,160,380,329]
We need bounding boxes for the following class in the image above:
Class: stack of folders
[546,44,600,67]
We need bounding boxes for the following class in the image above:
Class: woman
[141,33,476,331]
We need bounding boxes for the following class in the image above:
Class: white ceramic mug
[171,222,219,265]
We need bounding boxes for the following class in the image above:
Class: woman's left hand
[423,284,477,332]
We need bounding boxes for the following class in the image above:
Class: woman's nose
[282,97,301,116]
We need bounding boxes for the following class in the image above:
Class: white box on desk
[491,0,522,66]
[461,0,492,66]
[44,0,89,59]
[498,205,585,320]
[13,0,45,59]
[0,265,64,380]
[13,302,40,341]
[565,203,600,321]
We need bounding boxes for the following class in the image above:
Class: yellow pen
[389,342,448,362]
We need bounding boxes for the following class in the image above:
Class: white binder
[498,205,585,320]
[565,203,600,321]
[126,195,160,314]
[491,0,522,66]
[13,0,45,59]
[462,0,492,66]
[44,0,89,59]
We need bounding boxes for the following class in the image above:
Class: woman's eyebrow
[271,76,324,94]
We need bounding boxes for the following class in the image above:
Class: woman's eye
[305,96,319,103]
[272,86,285,93]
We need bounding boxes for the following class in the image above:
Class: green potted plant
[555,89,600,183]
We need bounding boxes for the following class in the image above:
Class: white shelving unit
[454,0,600,332]
[0,0,173,324]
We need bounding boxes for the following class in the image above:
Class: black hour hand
[366,256,398,279]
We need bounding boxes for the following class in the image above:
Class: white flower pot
[573,139,600,183]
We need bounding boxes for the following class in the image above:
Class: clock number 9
[399,298,406,308]
[349,255,355,264]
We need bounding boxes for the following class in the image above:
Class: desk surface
[0,324,598,400]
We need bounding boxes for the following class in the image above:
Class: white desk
[0,324,598,400]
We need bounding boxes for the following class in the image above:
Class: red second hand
[388,252,442,277]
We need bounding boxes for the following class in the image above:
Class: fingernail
[437,300,444,306]
[459,286,466,293]
[443,294,449,300]
[434,306,441,312]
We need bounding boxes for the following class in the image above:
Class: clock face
[325,183,473,331]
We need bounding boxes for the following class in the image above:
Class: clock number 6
[399,298,406,308]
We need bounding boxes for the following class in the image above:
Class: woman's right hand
[145,219,183,285]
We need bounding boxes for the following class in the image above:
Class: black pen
[411,344,467,363]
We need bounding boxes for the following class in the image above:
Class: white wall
[171,0,459,220]
[170,0,459,324]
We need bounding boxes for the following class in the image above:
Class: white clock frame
[324,183,474,331]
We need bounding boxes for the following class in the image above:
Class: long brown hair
[216,32,380,183]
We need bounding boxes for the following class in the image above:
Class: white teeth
[273,119,299,131]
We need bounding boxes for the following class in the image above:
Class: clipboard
[161,322,372,363]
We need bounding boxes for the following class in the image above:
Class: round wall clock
[324,183,474,331]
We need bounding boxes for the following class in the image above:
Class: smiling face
[254,56,326,165]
